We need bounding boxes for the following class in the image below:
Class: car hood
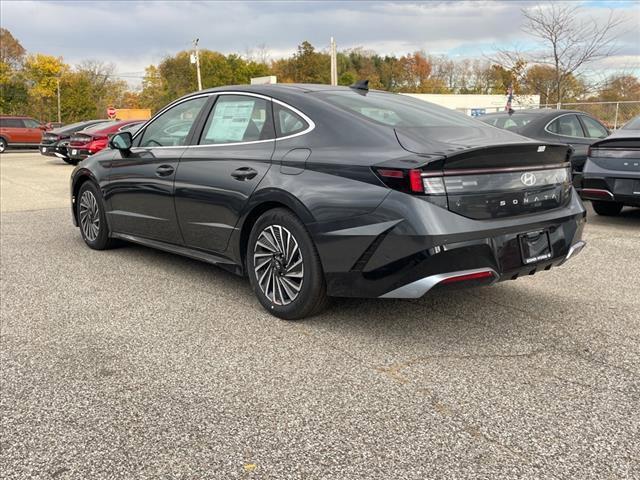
[394,125,535,156]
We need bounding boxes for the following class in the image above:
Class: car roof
[175,83,392,105]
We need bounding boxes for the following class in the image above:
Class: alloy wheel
[0,140,6,153]
[253,225,304,305]
[79,190,100,242]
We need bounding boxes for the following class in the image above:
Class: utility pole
[193,38,203,91]
[56,78,61,123]
[330,37,337,86]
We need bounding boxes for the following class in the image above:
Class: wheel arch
[234,188,316,274]
[71,169,100,225]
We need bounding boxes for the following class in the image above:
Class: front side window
[23,119,42,128]
[200,95,274,145]
[580,116,608,139]
[547,114,584,138]
[139,96,207,147]
[274,104,309,137]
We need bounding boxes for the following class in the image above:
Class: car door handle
[156,165,175,177]
[231,167,258,180]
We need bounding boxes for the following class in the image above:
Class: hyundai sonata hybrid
[70,83,586,319]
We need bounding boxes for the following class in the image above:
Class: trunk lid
[393,126,573,219]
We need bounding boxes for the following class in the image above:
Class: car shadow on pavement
[585,204,640,228]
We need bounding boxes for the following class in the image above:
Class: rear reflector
[581,188,614,199]
[438,270,495,285]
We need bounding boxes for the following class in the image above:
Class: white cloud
[1,0,637,87]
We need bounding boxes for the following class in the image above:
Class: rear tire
[0,138,7,153]
[247,208,328,320]
[77,181,116,250]
[592,201,623,216]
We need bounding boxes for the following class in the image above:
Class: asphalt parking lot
[1,150,639,479]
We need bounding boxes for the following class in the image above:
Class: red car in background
[67,120,145,164]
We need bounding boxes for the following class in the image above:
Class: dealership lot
[1,151,639,479]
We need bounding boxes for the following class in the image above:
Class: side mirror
[109,131,133,150]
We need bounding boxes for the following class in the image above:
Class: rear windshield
[622,116,640,130]
[81,121,119,133]
[59,120,109,134]
[480,114,534,131]
[315,91,480,128]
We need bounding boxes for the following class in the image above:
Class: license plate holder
[519,230,551,265]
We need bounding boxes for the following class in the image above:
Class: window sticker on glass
[206,100,256,143]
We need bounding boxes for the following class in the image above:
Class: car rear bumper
[313,190,587,298]
[39,143,68,158]
[579,160,640,207]
[68,148,91,161]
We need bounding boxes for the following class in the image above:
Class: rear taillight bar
[375,165,570,197]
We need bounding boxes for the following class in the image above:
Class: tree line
[1,26,638,123]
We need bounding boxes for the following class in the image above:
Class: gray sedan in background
[480,109,610,187]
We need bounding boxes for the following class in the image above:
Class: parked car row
[1,115,145,163]
[481,110,639,216]
[40,119,145,164]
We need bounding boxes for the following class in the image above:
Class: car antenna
[349,79,369,91]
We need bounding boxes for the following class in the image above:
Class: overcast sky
[2,0,639,87]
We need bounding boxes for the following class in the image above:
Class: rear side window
[547,115,584,138]
[274,104,309,137]
[0,119,24,128]
[580,116,608,139]
[200,95,274,145]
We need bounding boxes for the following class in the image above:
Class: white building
[401,94,541,116]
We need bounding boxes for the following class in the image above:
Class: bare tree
[520,3,626,104]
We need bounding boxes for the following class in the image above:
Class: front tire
[77,182,116,250]
[247,208,328,320]
[592,201,623,216]
[0,138,7,153]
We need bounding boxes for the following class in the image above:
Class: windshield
[315,91,481,128]
[622,116,640,130]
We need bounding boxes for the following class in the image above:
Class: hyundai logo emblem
[521,172,537,186]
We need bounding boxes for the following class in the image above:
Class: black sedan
[580,115,640,216]
[479,109,609,187]
[40,120,111,163]
[70,83,586,319]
